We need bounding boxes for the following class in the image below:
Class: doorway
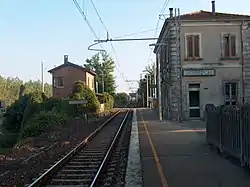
[188,83,200,118]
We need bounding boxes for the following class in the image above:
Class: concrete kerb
[124,109,143,187]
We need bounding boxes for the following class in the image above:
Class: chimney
[64,55,68,64]
[211,1,215,15]
[169,8,173,18]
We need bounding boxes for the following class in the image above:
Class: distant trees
[0,75,52,107]
[114,92,129,107]
[84,53,116,96]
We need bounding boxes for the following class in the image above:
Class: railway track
[26,110,131,187]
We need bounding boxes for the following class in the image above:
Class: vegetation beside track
[0,81,115,151]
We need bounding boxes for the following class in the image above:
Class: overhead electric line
[147,0,170,64]
[89,0,134,91]
[113,28,161,39]
[72,0,100,42]
[94,37,158,42]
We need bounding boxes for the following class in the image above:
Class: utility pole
[101,62,105,93]
[149,74,152,108]
[154,61,157,99]
[41,62,44,92]
[146,74,149,108]
[157,53,163,121]
[96,81,99,93]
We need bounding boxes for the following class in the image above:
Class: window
[53,77,64,88]
[87,77,90,86]
[92,79,94,89]
[224,82,238,105]
[222,34,236,57]
[185,34,201,59]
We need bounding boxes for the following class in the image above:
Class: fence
[205,104,250,166]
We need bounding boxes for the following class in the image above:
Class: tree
[0,75,52,107]
[84,53,116,96]
[71,81,100,114]
[114,92,129,107]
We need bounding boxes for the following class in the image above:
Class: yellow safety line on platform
[139,111,169,187]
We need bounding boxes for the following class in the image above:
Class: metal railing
[205,104,250,166]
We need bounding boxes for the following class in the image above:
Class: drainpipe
[240,21,245,105]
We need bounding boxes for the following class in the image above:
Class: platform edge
[124,109,142,187]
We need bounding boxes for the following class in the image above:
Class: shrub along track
[0,110,119,187]
[26,110,132,187]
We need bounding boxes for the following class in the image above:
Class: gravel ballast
[0,111,117,186]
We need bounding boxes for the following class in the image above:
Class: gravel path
[0,111,116,186]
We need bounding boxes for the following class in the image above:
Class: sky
[1,0,250,93]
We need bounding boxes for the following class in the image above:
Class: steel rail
[28,110,121,187]
[89,110,130,187]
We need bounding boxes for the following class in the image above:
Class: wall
[86,72,95,92]
[99,103,105,113]
[159,20,247,120]
[180,22,244,119]
[52,66,86,98]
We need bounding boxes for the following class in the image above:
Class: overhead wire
[147,0,170,64]
[72,0,103,48]
[89,0,133,91]
[113,28,161,39]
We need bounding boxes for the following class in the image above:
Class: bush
[71,81,100,114]
[0,132,18,148]
[103,92,114,110]
[22,111,68,138]
[42,97,71,114]
[2,94,30,133]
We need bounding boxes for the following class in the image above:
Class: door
[188,84,200,118]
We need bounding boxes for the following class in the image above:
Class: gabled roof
[48,62,96,76]
[180,10,250,20]
[154,10,250,53]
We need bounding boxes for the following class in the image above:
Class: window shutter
[187,35,193,58]
[230,35,236,56]
[194,35,200,57]
[220,33,224,57]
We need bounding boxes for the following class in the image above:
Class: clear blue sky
[1,0,250,93]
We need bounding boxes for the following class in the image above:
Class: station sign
[182,68,216,77]
[69,100,87,105]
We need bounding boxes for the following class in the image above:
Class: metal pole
[96,81,98,93]
[146,74,149,108]
[41,62,44,92]
[142,92,145,107]
[149,74,152,108]
[154,61,157,99]
[157,53,163,121]
[102,62,104,93]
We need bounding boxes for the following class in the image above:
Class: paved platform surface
[137,109,250,187]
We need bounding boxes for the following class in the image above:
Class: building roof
[48,62,96,76]
[154,10,250,53]
[180,10,250,20]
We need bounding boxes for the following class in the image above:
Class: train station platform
[125,108,250,187]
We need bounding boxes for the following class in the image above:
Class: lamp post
[149,43,167,121]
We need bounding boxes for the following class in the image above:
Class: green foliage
[84,53,116,96]
[71,81,100,114]
[0,90,71,148]
[114,92,129,107]
[2,94,30,133]
[103,92,114,110]
[0,132,18,148]
[22,111,68,138]
[0,75,52,107]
